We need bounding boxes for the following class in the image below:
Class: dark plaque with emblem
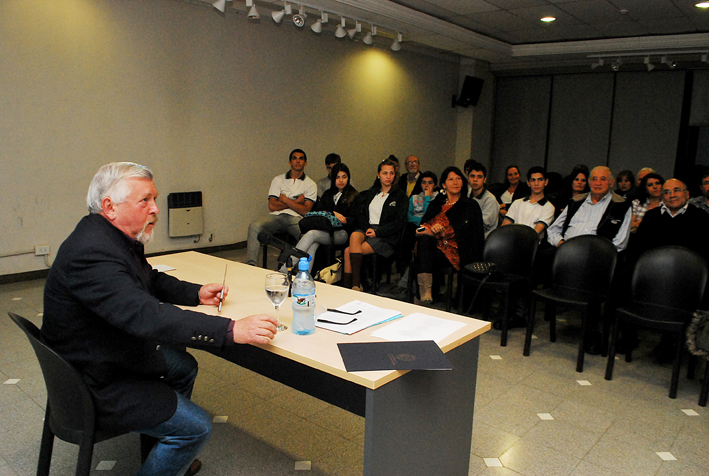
[337,340,453,372]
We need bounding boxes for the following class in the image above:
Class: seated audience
[414,167,484,304]
[499,166,555,329]
[546,166,632,354]
[549,164,589,218]
[502,166,555,242]
[316,153,341,199]
[343,159,408,291]
[547,166,632,252]
[631,172,664,233]
[286,163,358,273]
[615,169,635,200]
[397,155,422,197]
[626,167,656,202]
[490,165,530,217]
[689,167,709,214]
[245,149,316,267]
[393,172,439,292]
[464,160,500,238]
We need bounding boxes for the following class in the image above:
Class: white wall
[0,0,475,276]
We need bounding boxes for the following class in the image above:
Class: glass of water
[265,273,289,331]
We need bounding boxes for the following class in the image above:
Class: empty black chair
[605,247,708,399]
[458,225,539,346]
[8,312,148,476]
[523,235,617,372]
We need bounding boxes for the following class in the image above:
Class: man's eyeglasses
[662,188,686,196]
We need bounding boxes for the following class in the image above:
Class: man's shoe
[185,459,201,476]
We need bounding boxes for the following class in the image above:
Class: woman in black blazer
[343,159,408,291]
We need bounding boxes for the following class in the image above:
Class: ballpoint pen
[218,264,227,313]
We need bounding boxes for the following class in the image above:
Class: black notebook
[337,340,453,372]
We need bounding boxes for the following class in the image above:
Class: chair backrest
[8,312,96,444]
[631,246,708,312]
[483,225,539,278]
[551,235,617,297]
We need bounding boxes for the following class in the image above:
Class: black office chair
[605,247,708,399]
[523,235,617,372]
[262,232,297,270]
[458,225,539,346]
[8,312,149,476]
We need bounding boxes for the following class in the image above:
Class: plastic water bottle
[291,257,316,335]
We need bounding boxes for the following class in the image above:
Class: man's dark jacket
[42,213,231,431]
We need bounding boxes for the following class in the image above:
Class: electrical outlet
[35,245,50,256]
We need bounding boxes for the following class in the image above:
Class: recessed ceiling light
[697,2,709,8]
[540,16,556,22]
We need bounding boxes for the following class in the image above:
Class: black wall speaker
[452,76,484,108]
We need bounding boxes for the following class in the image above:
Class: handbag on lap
[299,211,342,234]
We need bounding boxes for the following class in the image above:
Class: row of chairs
[450,226,709,401]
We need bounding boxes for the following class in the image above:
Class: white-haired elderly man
[42,162,278,476]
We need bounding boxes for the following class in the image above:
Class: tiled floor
[1,247,708,475]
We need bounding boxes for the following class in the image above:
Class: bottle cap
[298,257,309,271]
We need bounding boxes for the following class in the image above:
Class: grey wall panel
[491,76,551,183]
[608,72,685,179]
[690,71,709,127]
[547,73,614,176]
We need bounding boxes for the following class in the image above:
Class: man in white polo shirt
[502,166,555,242]
[245,149,317,267]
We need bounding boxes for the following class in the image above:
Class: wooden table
[148,251,490,476]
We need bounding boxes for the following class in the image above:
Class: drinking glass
[265,273,289,331]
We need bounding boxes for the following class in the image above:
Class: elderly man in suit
[42,162,277,476]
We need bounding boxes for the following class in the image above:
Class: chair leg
[699,361,709,407]
[605,317,620,381]
[445,272,454,313]
[523,298,536,356]
[406,258,416,303]
[370,256,378,295]
[687,354,696,380]
[669,331,685,399]
[499,288,509,347]
[37,407,54,476]
[576,310,588,373]
[262,244,268,269]
[76,435,96,476]
[546,303,556,342]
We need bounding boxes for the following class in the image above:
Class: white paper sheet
[370,313,465,343]
[315,300,403,335]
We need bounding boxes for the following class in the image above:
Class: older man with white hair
[42,162,278,476]
[547,166,632,252]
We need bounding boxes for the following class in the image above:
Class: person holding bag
[285,163,358,274]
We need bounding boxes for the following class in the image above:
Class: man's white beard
[137,217,158,245]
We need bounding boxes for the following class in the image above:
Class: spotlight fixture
[391,32,402,51]
[272,9,285,23]
[697,2,709,8]
[540,16,556,22]
[363,25,376,45]
[702,53,708,63]
[246,0,259,19]
[670,60,677,69]
[644,56,655,72]
[335,17,347,38]
[213,0,227,13]
[660,55,677,69]
[611,57,622,71]
[347,21,361,40]
[292,5,306,27]
[591,58,604,70]
[311,19,322,33]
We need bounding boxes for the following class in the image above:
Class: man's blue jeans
[134,348,211,476]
